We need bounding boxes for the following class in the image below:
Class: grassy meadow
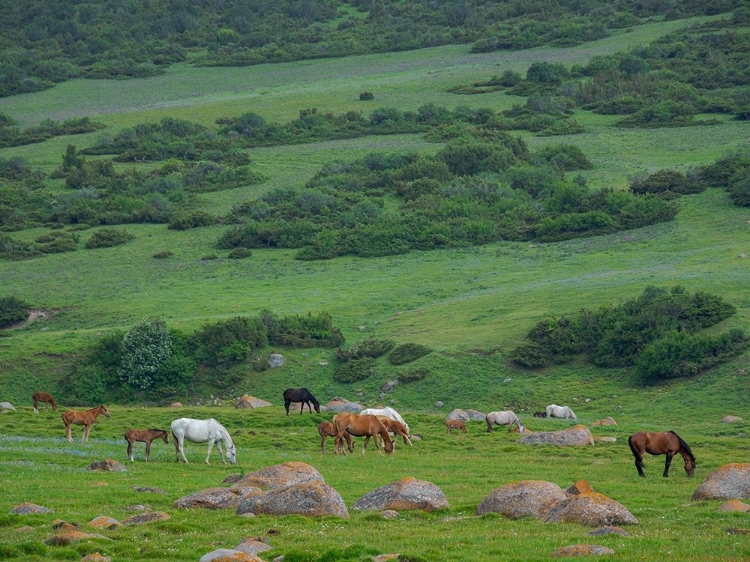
[0,12,749,561]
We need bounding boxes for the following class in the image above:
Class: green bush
[262,310,344,348]
[399,368,429,383]
[84,228,135,249]
[388,343,432,365]
[630,169,703,196]
[228,247,252,259]
[0,296,31,327]
[333,357,375,383]
[117,317,173,390]
[192,316,268,368]
[359,91,375,101]
[153,251,173,259]
[336,337,395,362]
[168,211,216,230]
[535,144,593,171]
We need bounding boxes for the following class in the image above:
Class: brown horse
[32,392,57,413]
[446,419,467,433]
[125,428,169,462]
[332,413,394,455]
[377,416,413,446]
[628,431,696,478]
[318,421,353,454]
[62,405,110,443]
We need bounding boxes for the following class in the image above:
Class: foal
[62,405,110,443]
[32,392,57,413]
[318,421,353,454]
[125,428,169,462]
[446,419,467,433]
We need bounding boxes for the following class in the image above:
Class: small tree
[118,317,172,389]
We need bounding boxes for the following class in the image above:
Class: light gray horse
[545,404,577,420]
[171,418,236,465]
[485,410,524,433]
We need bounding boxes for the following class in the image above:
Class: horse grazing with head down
[360,407,409,434]
[376,416,413,446]
[62,405,110,443]
[628,431,696,478]
[171,418,236,465]
[546,404,577,420]
[486,411,524,433]
[125,428,169,462]
[318,421,353,454]
[446,419,467,433]
[283,388,321,415]
[32,392,57,413]
[332,413,394,455]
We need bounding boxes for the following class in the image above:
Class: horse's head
[100,405,111,417]
[161,430,169,444]
[685,457,696,477]
[384,438,394,455]
[313,402,321,414]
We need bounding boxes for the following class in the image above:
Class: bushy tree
[118,317,173,389]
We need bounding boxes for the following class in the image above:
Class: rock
[445,409,468,422]
[382,380,398,393]
[587,527,629,537]
[716,499,750,512]
[722,415,743,423]
[465,409,487,421]
[595,437,617,443]
[739,253,747,259]
[16,526,34,532]
[10,502,53,515]
[169,402,182,408]
[552,544,615,557]
[87,516,121,530]
[352,477,449,512]
[566,480,596,496]
[591,417,617,426]
[434,401,444,408]
[222,473,244,484]
[321,397,364,413]
[519,425,595,446]
[88,459,127,472]
[544,493,639,526]
[0,401,16,411]
[268,353,285,368]
[81,553,112,562]
[234,536,272,556]
[476,480,567,519]
[133,486,165,494]
[232,462,325,492]
[121,511,171,525]
[726,528,750,535]
[199,549,262,562]
[236,395,273,409]
[45,529,111,546]
[374,555,401,562]
[237,481,349,518]
[380,510,400,519]
[174,487,240,510]
[692,463,750,501]
[123,504,150,512]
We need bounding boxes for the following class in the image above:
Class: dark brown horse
[125,428,169,462]
[332,413,394,455]
[283,388,320,415]
[318,421,353,454]
[62,405,110,443]
[32,392,57,413]
[628,431,696,478]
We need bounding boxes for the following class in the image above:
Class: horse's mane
[669,431,695,462]
[210,419,234,447]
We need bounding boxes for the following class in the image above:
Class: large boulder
[352,478,448,512]
[518,425,595,446]
[174,487,240,510]
[465,409,487,421]
[543,493,639,526]
[476,480,567,519]
[10,502,53,515]
[268,353,285,368]
[322,397,364,413]
[446,409,468,421]
[692,463,750,501]
[0,401,16,411]
[237,481,349,518]
[87,516,121,530]
[231,462,325,492]
[236,395,272,409]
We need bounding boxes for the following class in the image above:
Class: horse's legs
[66,423,73,443]
[663,454,673,477]
[321,434,326,454]
[33,399,38,414]
[127,439,134,462]
[145,440,152,462]
[299,401,304,414]
[216,440,226,464]
[205,439,215,464]
[486,419,493,433]
[284,400,291,415]
[82,423,90,443]
[633,451,645,477]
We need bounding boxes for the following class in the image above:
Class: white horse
[170,418,236,465]
[546,404,577,420]
[485,411,524,433]
[360,407,409,433]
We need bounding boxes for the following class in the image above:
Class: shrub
[359,91,375,101]
[629,169,703,196]
[85,228,135,249]
[0,296,31,327]
[153,251,173,259]
[228,247,252,259]
[535,144,593,171]
[117,317,172,390]
[201,253,219,260]
[333,357,375,383]
[62,364,105,405]
[510,343,552,368]
[192,316,268,367]
[336,337,395,362]
[399,368,429,383]
[168,211,216,230]
[262,311,344,348]
[388,343,432,365]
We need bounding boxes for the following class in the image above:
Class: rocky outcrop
[236,395,273,409]
[716,499,750,512]
[231,462,325,492]
[518,425,594,446]
[237,481,348,518]
[87,516,121,530]
[721,416,742,423]
[476,480,567,519]
[543,493,639,526]
[174,487,240,510]
[121,511,171,525]
[692,463,750,501]
[322,397,364,413]
[0,401,16,411]
[352,478,449,512]
[199,550,262,562]
[10,502,53,515]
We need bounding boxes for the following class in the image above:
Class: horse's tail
[669,431,695,463]
[628,434,639,459]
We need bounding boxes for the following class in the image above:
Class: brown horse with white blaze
[62,405,110,443]
[125,428,169,462]
[628,431,696,478]
[32,392,57,413]
[332,413,394,455]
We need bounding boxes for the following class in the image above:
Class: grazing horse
[332,413,394,455]
[318,421,353,454]
[32,392,57,413]
[283,388,321,415]
[360,406,410,434]
[533,411,546,418]
[125,428,169,462]
[446,419,467,433]
[171,418,236,465]
[376,416,413,446]
[546,404,577,420]
[486,411,524,433]
[628,431,696,478]
[62,405,110,443]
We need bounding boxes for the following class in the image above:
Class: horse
[61,405,110,443]
[318,421,353,454]
[32,392,58,413]
[376,416,413,446]
[171,418,236,465]
[332,413,394,455]
[283,388,321,415]
[125,428,169,462]
[628,431,696,478]
[360,406,410,434]
[485,411,524,433]
[546,404,577,420]
[446,419,467,433]
[533,411,546,418]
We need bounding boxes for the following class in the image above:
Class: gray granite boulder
[174,487,240,510]
[543,493,638,526]
[237,481,348,518]
[692,463,750,501]
[476,480,567,519]
[519,425,595,446]
[231,461,325,492]
[352,478,448,512]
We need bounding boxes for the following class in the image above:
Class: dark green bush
[399,368,430,383]
[84,228,135,249]
[388,343,432,365]
[192,316,268,368]
[336,337,395,362]
[228,247,252,259]
[153,251,173,259]
[168,211,216,230]
[34,231,78,254]
[262,310,344,348]
[630,169,703,196]
[535,144,593,171]
[359,91,375,101]
[333,357,375,383]
[0,296,31,327]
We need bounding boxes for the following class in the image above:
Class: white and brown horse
[332,413,394,455]
[62,405,110,443]
[125,428,169,462]
[32,392,57,413]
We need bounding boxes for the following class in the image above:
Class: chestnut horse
[125,428,169,462]
[32,392,57,413]
[446,419,467,433]
[283,388,321,415]
[377,416,413,446]
[62,405,110,443]
[332,413,394,455]
[486,410,524,433]
[318,421,353,454]
[628,431,696,478]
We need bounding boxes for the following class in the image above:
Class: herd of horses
[30,388,697,477]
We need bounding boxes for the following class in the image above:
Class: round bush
[228,247,252,259]
[0,296,31,328]
[85,228,135,249]
[333,357,375,383]
[388,343,432,365]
